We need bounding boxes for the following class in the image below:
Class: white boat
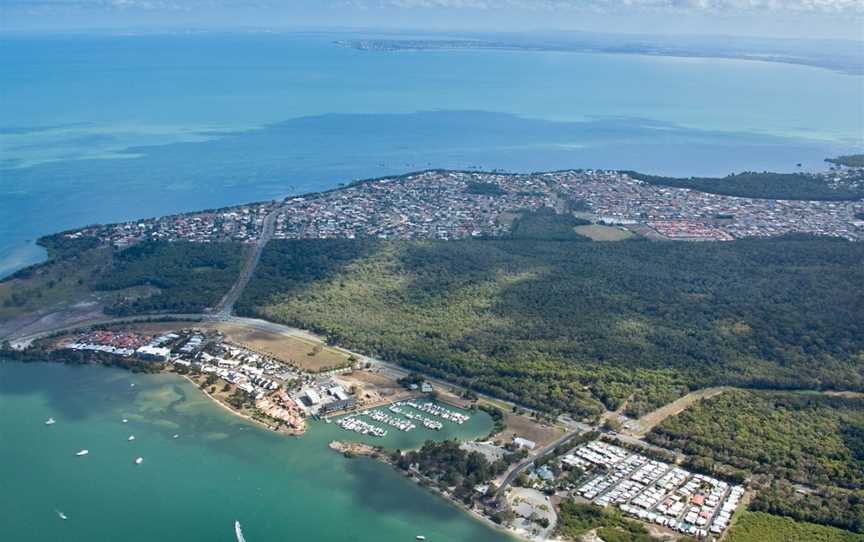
[172,434,180,439]
[75,450,89,457]
[235,520,246,542]
[130,383,135,388]
[55,510,67,521]
[416,536,426,541]
[135,457,143,465]
[122,418,129,423]
[45,418,56,426]
[128,435,136,441]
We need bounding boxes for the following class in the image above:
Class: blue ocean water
[1,32,862,276]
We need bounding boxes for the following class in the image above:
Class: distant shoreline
[338,38,864,76]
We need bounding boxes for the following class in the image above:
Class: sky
[1,0,863,41]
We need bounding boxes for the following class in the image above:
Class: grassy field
[727,512,864,542]
[214,323,350,372]
[573,224,635,241]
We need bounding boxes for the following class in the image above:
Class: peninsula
[2,159,863,542]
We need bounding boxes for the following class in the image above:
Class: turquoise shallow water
[0,361,513,542]
[1,33,862,276]
[1,33,863,541]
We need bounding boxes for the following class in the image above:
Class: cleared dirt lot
[213,322,349,372]
[482,399,565,448]
[334,369,417,409]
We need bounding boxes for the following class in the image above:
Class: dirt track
[622,386,730,437]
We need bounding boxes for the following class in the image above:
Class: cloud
[4,0,862,17]
[353,0,864,14]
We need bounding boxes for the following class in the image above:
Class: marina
[336,416,388,438]
[389,405,443,430]
[404,401,471,424]
[335,400,472,439]
[365,410,416,432]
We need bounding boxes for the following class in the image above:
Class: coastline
[327,439,536,542]
[180,373,306,436]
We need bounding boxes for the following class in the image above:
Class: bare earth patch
[487,403,565,448]
[213,322,349,372]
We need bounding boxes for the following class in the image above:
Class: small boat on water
[122,418,129,423]
[172,434,180,439]
[45,418,56,426]
[55,510,67,521]
[135,457,143,465]
[130,383,135,388]
[235,520,246,542]
[75,450,89,457]
[128,435,136,441]
[416,536,427,541]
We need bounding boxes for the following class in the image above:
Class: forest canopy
[627,170,864,200]
[238,237,864,418]
[648,390,864,532]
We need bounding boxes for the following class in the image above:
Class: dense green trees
[506,208,591,240]
[751,481,864,534]
[240,237,864,417]
[465,181,506,196]
[557,501,659,541]
[628,170,864,200]
[93,241,245,315]
[395,440,507,504]
[648,390,864,490]
[727,512,864,542]
[827,155,864,168]
[648,390,864,532]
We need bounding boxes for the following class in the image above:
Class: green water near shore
[0,361,514,542]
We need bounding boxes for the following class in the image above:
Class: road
[214,207,280,317]
[497,423,594,496]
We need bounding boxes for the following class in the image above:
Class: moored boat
[135,457,143,465]
[75,450,89,456]
[45,418,56,425]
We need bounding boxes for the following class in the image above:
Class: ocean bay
[1,33,863,276]
[0,361,512,542]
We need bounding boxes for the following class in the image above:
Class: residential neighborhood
[58,167,864,248]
